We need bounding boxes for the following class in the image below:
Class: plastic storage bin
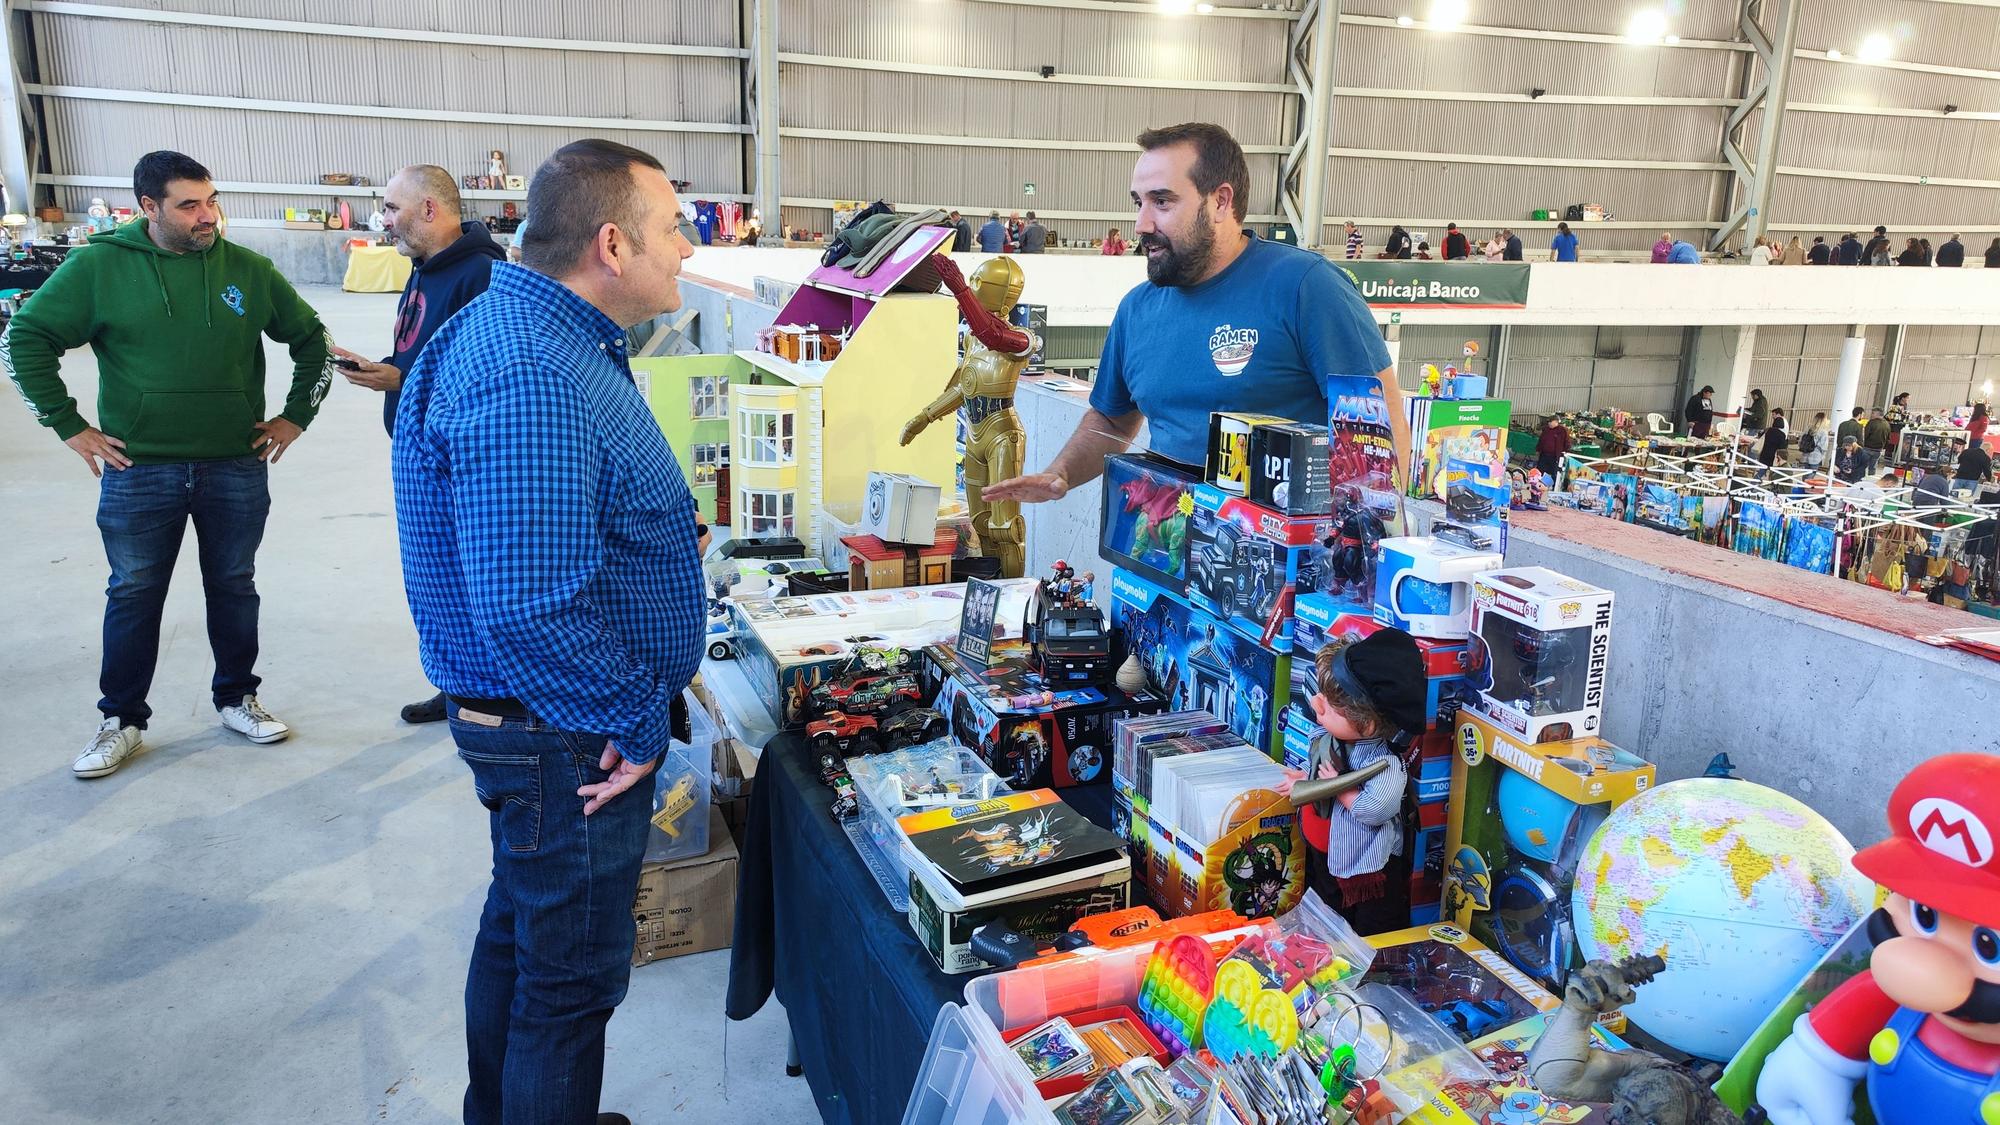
[642,691,717,864]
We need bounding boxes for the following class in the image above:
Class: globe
[1571,777,1876,1062]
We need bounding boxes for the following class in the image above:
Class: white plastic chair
[1646,412,1673,435]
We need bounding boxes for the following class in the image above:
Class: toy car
[829,774,859,820]
[810,671,925,719]
[878,707,948,749]
[807,710,881,759]
[1429,998,1516,1041]
[705,600,737,661]
[1446,486,1497,524]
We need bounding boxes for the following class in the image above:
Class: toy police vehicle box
[1109,567,1288,760]
[729,585,967,727]
[1099,452,1200,597]
[1464,568,1613,745]
[921,643,1161,789]
[1185,482,1334,653]
[1280,593,1471,770]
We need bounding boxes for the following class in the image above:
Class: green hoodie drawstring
[200,252,211,327]
[148,254,171,318]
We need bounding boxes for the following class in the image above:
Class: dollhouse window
[691,442,726,485]
[688,376,728,420]
[744,489,796,537]
[740,408,796,464]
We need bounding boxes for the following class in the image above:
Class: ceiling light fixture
[1397,14,1415,27]
[1825,48,1843,60]
[1195,2,1215,11]
[1664,34,1680,46]
[1858,34,1892,62]
[1427,0,1467,30]
[1627,9,1669,43]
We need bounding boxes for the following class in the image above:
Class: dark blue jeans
[95,457,269,727]
[453,714,653,1125]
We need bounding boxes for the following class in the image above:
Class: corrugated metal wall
[32,1,746,220]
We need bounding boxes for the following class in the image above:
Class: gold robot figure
[900,253,1037,578]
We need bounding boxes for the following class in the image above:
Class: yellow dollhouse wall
[818,294,960,514]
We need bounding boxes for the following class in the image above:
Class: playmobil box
[730,584,970,726]
[1108,567,1288,760]
[1442,711,1655,992]
[1281,595,1472,767]
[1465,568,1614,745]
[1373,536,1504,641]
[1185,482,1334,652]
[1099,452,1200,597]
[922,643,1163,789]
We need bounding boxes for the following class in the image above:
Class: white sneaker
[219,695,291,744]
[75,717,144,778]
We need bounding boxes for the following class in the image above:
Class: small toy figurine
[1121,477,1190,566]
[1756,753,2000,1125]
[1524,469,1550,510]
[487,149,506,181]
[86,197,114,233]
[1527,956,1672,1099]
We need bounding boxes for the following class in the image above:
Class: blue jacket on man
[977,218,1005,253]
[381,221,505,435]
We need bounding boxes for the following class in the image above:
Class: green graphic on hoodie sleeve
[262,268,334,429]
[2,248,102,442]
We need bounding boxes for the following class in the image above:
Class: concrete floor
[0,287,817,1124]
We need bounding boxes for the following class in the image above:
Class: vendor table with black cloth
[725,731,1116,1125]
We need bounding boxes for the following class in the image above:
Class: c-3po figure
[899,253,1038,578]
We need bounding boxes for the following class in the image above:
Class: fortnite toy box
[921,643,1163,789]
[1108,567,1288,760]
[1185,483,1334,652]
[1442,711,1655,992]
[729,584,969,727]
[1464,568,1614,745]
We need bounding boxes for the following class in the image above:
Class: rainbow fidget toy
[1137,934,1217,1056]
[1202,959,1301,1062]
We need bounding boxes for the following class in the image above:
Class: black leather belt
[966,396,1014,425]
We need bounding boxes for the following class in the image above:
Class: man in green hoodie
[3,150,334,779]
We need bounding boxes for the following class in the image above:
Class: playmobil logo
[1111,573,1150,603]
[1911,798,1992,866]
[1332,394,1390,427]
[1584,602,1612,710]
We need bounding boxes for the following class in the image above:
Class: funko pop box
[1442,710,1655,992]
[1185,482,1334,653]
[921,643,1163,789]
[1465,567,1614,745]
[1109,567,1289,761]
[1099,451,1201,598]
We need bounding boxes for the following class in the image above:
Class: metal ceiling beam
[1713,0,1800,252]
[1280,0,1339,248]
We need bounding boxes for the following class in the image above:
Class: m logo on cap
[1910,797,1993,867]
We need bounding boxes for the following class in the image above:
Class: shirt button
[615,338,625,347]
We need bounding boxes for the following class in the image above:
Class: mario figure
[1757,754,2000,1125]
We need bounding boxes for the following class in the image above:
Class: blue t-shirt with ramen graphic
[1089,232,1391,466]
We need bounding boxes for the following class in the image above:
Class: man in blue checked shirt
[391,139,703,1125]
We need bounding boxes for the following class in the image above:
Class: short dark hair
[1557,222,1570,232]
[133,150,212,206]
[1026,211,1037,221]
[1136,122,1250,221]
[520,139,667,275]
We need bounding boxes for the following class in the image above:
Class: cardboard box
[907,854,1131,974]
[1185,483,1334,652]
[729,584,968,726]
[923,643,1162,788]
[1465,568,1614,744]
[1109,568,1289,760]
[1442,711,1656,991]
[631,808,738,966]
[1205,411,1290,496]
[860,471,942,545]
[1405,397,1512,501]
[1372,536,1504,641]
[1281,596,1471,768]
[1099,452,1201,597]
[1248,420,1333,515]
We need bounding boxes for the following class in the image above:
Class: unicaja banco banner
[1337,262,1532,308]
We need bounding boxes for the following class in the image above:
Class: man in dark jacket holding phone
[330,164,503,724]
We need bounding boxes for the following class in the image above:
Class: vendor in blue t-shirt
[983,122,1408,503]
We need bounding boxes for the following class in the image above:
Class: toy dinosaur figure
[1122,478,1188,563]
[1526,957,1740,1125]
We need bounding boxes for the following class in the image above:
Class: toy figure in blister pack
[1322,486,1388,601]
[1757,754,2000,1125]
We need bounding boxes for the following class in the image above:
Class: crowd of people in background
[1320,219,1995,267]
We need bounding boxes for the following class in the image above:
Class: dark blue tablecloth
[725,733,1117,1125]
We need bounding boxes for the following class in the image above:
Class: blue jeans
[453,714,653,1125]
[95,457,269,727]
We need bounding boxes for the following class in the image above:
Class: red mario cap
[1853,753,2000,930]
